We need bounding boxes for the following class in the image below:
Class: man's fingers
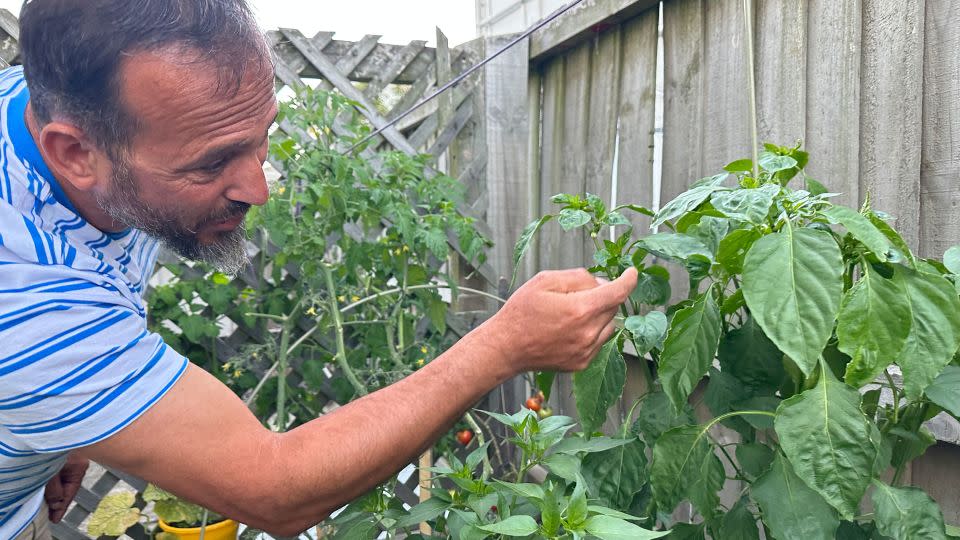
[578,267,638,309]
[539,268,602,293]
[44,476,63,503]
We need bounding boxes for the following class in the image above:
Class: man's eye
[200,159,228,173]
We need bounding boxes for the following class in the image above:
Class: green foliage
[147,88,490,537]
[507,142,957,536]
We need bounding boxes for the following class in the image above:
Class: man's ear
[38,122,109,192]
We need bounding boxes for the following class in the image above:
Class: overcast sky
[0,1,479,47]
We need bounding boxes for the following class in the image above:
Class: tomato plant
[145,87,491,536]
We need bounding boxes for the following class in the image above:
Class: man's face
[96,48,277,274]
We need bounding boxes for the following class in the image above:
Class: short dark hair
[19,0,268,156]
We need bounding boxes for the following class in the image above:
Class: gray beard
[94,159,250,275]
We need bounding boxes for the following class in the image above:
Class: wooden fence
[505,0,960,522]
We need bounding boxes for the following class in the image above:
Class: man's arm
[77,268,637,536]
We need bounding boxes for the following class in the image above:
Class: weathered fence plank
[615,9,658,233]
[700,0,751,172]
[860,0,925,252]
[805,0,862,208]
[920,0,960,260]
[754,0,806,148]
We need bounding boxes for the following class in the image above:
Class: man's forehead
[118,48,275,131]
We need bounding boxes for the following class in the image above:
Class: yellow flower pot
[157,518,239,540]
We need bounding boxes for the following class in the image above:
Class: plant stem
[464,412,493,479]
[276,313,294,432]
[323,265,369,397]
[885,370,901,425]
[710,433,747,482]
[621,398,644,438]
[341,284,507,313]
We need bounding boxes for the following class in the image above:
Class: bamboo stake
[419,450,433,536]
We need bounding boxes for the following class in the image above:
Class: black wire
[345,0,586,154]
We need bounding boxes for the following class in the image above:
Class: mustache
[203,201,251,225]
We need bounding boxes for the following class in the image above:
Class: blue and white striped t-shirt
[0,66,189,538]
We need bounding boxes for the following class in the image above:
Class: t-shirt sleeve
[0,287,189,453]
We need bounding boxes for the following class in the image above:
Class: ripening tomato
[525,397,542,412]
[456,429,474,445]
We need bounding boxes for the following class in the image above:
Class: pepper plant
[376,143,960,539]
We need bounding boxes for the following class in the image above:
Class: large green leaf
[893,266,960,399]
[774,364,879,519]
[717,228,761,274]
[511,215,553,289]
[718,497,760,540]
[751,453,839,539]
[652,180,728,230]
[581,438,648,511]
[650,425,725,518]
[868,212,916,267]
[736,443,774,479]
[626,311,668,356]
[837,266,911,387]
[574,337,626,434]
[717,318,786,395]
[823,206,893,259]
[658,292,722,411]
[394,498,450,528]
[926,366,960,417]
[702,368,754,437]
[632,266,672,306]
[477,515,538,536]
[742,222,843,376]
[686,216,736,256]
[636,233,713,263]
[871,481,947,540]
[944,245,960,275]
[583,515,670,540]
[630,389,696,445]
[711,184,779,224]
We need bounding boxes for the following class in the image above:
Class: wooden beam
[529,0,659,63]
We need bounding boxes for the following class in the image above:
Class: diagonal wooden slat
[364,40,427,99]
[335,34,382,75]
[395,76,480,133]
[428,101,475,162]
[280,28,421,155]
[388,71,435,123]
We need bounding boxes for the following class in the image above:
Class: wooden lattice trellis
[0,9,523,538]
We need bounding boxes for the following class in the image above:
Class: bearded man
[0,1,637,538]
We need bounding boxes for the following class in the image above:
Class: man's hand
[45,453,89,523]
[484,267,638,373]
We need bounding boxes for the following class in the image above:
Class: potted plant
[88,484,238,540]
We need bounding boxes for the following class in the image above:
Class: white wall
[476,0,568,37]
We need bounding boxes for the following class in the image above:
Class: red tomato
[456,429,474,445]
[525,397,542,412]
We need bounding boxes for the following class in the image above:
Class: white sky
[0,1,479,47]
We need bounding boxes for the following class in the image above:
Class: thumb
[582,267,638,309]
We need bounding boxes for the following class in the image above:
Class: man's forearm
[267,321,512,533]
